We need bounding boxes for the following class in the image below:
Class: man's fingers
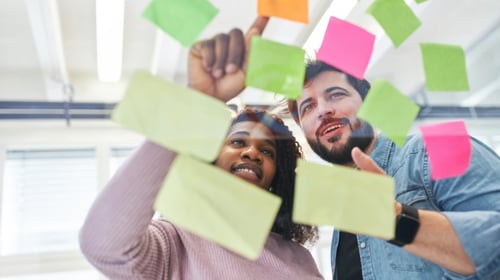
[212,33,229,78]
[352,147,386,175]
[226,28,245,74]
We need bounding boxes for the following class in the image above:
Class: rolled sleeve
[431,138,500,279]
[442,211,500,279]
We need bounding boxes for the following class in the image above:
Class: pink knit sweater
[79,141,324,279]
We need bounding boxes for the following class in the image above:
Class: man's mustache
[316,117,360,137]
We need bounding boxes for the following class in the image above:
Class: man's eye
[300,103,314,116]
[328,92,345,99]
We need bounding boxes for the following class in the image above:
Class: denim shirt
[330,134,500,280]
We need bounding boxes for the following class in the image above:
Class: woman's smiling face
[215,121,277,190]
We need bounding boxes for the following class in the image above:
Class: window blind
[1,148,97,255]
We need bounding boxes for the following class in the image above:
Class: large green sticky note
[143,0,219,47]
[367,0,421,47]
[293,159,395,239]
[420,43,470,91]
[154,154,282,260]
[357,80,420,147]
[245,37,306,100]
[112,70,232,162]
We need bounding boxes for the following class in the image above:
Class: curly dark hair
[287,59,371,123]
[232,108,318,245]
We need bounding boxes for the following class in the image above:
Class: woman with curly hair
[79,108,323,279]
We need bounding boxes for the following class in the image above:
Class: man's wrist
[388,204,420,247]
[395,202,402,216]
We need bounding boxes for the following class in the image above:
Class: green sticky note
[154,155,282,260]
[357,80,420,147]
[143,0,219,47]
[246,37,306,100]
[293,159,395,239]
[420,43,470,91]
[415,0,428,3]
[112,70,232,162]
[367,0,421,47]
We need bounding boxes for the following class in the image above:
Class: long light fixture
[25,0,69,101]
[96,0,124,82]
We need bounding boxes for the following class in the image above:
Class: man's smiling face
[296,70,374,165]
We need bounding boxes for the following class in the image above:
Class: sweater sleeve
[79,140,178,279]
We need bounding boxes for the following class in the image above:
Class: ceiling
[1,0,500,113]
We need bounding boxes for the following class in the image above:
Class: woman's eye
[261,149,275,158]
[230,139,245,146]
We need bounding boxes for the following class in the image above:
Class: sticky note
[246,37,306,100]
[293,159,395,239]
[367,0,421,47]
[357,80,420,147]
[143,0,219,47]
[317,17,375,80]
[419,121,471,180]
[154,154,282,260]
[112,70,232,162]
[257,0,308,24]
[420,43,470,91]
[415,0,428,3]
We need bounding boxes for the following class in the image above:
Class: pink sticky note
[419,121,472,180]
[317,17,375,80]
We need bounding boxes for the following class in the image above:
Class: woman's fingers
[193,16,269,78]
[212,33,229,78]
[198,39,215,72]
[226,28,245,74]
[244,16,269,47]
[243,16,269,70]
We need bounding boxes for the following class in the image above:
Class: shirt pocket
[381,241,442,276]
[395,186,439,211]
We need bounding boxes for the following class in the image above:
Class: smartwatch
[388,204,420,247]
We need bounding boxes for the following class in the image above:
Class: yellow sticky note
[420,43,470,91]
[367,0,421,48]
[112,70,232,162]
[245,37,306,100]
[357,80,420,147]
[143,0,219,47]
[293,159,395,239]
[154,155,282,260]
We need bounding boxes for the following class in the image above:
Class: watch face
[396,215,420,244]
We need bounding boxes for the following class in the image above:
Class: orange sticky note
[317,17,375,80]
[419,121,472,180]
[258,0,308,24]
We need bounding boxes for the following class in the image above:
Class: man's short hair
[287,60,371,123]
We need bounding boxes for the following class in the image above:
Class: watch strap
[388,204,420,247]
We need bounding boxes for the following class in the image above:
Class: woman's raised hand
[188,16,269,102]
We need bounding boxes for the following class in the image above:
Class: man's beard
[307,118,374,165]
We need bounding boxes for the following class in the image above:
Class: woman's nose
[241,146,262,163]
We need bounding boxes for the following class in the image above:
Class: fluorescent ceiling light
[25,0,69,101]
[96,0,124,82]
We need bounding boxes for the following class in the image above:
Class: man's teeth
[324,124,342,134]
